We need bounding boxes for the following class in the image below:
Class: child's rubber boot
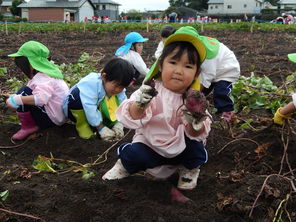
[12,112,39,140]
[70,109,94,139]
[102,159,129,180]
[177,166,200,190]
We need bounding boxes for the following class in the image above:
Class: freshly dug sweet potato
[184,89,209,121]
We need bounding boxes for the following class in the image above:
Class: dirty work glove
[135,79,158,108]
[6,94,23,109]
[98,126,116,142]
[273,108,292,125]
[221,111,236,123]
[183,109,205,131]
[112,122,124,140]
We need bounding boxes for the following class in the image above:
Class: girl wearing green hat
[273,53,296,125]
[103,26,212,193]
[6,41,69,140]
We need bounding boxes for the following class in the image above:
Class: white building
[278,0,296,11]
[207,0,265,15]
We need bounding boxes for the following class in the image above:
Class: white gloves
[112,122,124,140]
[6,94,23,109]
[135,85,154,108]
[98,126,116,142]
[183,109,205,131]
[135,83,158,108]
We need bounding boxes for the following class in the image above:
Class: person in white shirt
[199,36,240,122]
[115,32,149,84]
[154,25,176,59]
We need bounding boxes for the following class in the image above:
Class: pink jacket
[116,81,211,158]
[27,72,69,125]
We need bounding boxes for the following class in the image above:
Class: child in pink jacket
[103,26,212,191]
[6,41,69,140]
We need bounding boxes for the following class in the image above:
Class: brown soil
[0,28,296,222]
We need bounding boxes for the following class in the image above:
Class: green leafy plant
[232,72,290,114]
[59,52,102,87]
[6,77,23,92]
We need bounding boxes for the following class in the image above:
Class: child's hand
[183,109,206,131]
[6,94,23,109]
[98,126,116,142]
[112,122,124,140]
[135,80,158,108]
[273,108,292,125]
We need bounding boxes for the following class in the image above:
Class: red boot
[12,112,39,140]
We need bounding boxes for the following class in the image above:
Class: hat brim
[146,32,206,84]
[165,33,206,62]
[8,52,23,57]
[288,53,296,63]
[138,38,149,42]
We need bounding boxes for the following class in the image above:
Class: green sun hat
[8,41,63,79]
[146,26,206,82]
[288,53,296,63]
[198,35,220,59]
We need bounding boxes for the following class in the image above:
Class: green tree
[123,9,142,22]
[9,0,23,16]
[169,0,208,11]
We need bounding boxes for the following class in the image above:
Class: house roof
[18,0,95,9]
[208,0,224,4]
[279,0,296,4]
[91,0,120,5]
[1,0,12,7]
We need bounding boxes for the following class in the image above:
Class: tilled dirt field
[0,28,295,222]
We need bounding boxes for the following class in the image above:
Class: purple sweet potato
[184,89,209,121]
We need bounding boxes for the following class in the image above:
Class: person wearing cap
[102,26,212,192]
[154,25,176,60]
[6,41,69,140]
[62,58,134,141]
[115,32,149,84]
[198,36,240,123]
[273,53,296,125]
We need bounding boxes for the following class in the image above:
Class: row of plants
[0,22,296,33]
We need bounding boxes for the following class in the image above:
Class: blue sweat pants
[117,135,208,174]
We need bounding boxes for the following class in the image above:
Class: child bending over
[154,25,176,59]
[62,58,134,141]
[6,41,69,140]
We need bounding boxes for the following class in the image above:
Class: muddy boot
[12,112,39,140]
[70,109,94,139]
[102,159,129,180]
[177,166,200,190]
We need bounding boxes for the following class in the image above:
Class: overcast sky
[115,0,170,12]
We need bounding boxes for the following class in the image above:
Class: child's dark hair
[159,41,201,68]
[102,57,134,87]
[161,25,176,38]
[14,56,37,77]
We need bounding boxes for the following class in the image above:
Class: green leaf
[81,169,95,180]
[0,67,7,76]
[0,190,9,201]
[32,156,57,173]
